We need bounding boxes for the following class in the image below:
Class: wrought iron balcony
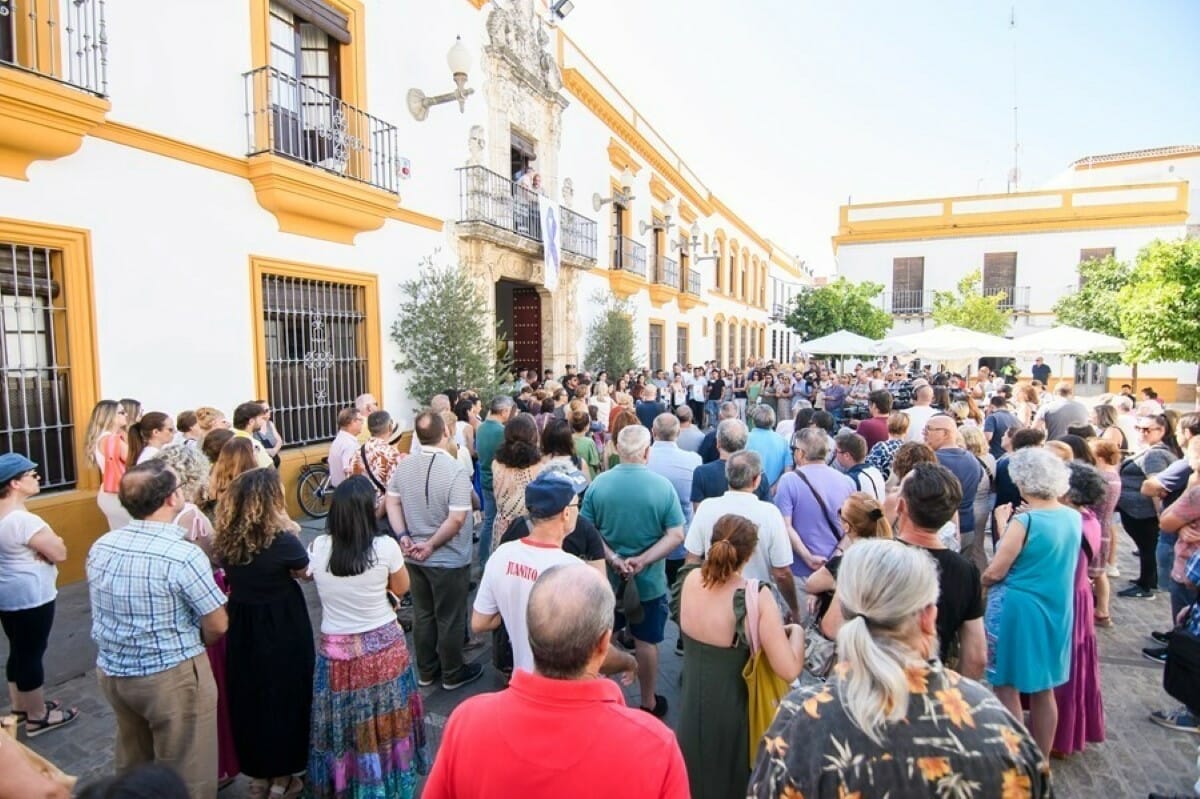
[654,255,679,288]
[771,303,787,321]
[686,268,701,296]
[614,235,647,277]
[0,0,108,95]
[244,65,401,194]
[883,289,935,316]
[983,285,1031,312]
[457,165,598,261]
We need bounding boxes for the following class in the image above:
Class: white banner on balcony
[539,195,561,292]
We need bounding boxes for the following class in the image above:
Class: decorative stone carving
[484,0,564,101]
[561,177,574,209]
[466,124,486,167]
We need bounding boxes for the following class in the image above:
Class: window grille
[261,273,368,447]
[676,325,688,367]
[648,323,663,372]
[1,242,75,490]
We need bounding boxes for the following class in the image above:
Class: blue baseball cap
[525,467,587,517]
[0,453,37,484]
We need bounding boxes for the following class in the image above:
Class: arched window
[714,320,724,367]
[727,243,738,296]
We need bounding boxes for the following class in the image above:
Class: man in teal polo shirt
[475,395,513,566]
[581,424,684,718]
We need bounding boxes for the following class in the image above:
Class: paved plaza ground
[3,517,1197,798]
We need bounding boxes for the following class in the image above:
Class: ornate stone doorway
[497,279,544,373]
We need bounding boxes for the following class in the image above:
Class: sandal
[247,779,270,799]
[269,776,304,799]
[1094,615,1113,628]
[11,699,61,724]
[25,706,80,737]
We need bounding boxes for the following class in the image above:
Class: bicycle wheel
[297,466,332,518]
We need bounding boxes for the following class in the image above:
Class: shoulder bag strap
[360,444,387,494]
[743,578,762,655]
[794,469,845,542]
[974,455,994,483]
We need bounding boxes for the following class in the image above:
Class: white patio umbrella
[876,324,1014,362]
[799,330,880,373]
[1011,325,1125,356]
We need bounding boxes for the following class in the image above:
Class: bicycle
[296,456,333,518]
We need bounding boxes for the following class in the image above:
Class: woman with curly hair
[490,413,543,550]
[215,468,313,799]
[204,437,258,517]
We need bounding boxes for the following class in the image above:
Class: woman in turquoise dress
[982,447,1081,756]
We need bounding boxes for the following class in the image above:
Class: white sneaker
[1106,563,1120,578]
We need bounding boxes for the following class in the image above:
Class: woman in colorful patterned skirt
[306,476,428,798]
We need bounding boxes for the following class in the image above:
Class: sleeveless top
[96,432,126,493]
[173,502,211,542]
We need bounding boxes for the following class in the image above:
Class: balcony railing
[883,289,934,316]
[686,268,701,296]
[457,165,598,259]
[771,303,787,321]
[0,0,107,95]
[983,285,1030,312]
[244,65,401,194]
[654,255,679,288]
[614,235,646,277]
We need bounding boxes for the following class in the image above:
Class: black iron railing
[244,65,401,194]
[884,289,934,315]
[614,235,646,276]
[561,206,597,259]
[458,165,597,259]
[984,285,1030,312]
[0,0,107,95]
[686,269,701,296]
[654,255,679,288]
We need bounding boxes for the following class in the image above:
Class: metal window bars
[261,274,368,448]
[653,255,678,288]
[983,285,1030,312]
[686,268,701,296]
[0,0,108,96]
[886,289,934,316]
[614,235,646,276]
[244,65,401,194]
[457,165,599,259]
[0,242,75,491]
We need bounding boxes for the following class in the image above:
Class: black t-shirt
[222,532,309,604]
[500,514,605,563]
[707,379,726,402]
[911,544,983,662]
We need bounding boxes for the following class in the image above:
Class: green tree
[784,277,892,342]
[931,270,1012,335]
[584,292,639,376]
[1051,254,1132,365]
[1118,238,1200,391]
[391,255,513,405]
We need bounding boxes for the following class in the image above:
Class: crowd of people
[1,355,1198,798]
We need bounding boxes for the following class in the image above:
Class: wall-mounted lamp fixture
[639,197,677,236]
[592,167,636,211]
[407,36,475,121]
[673,221,703,255]
[551,0,575,20]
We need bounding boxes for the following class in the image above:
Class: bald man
[424,564,688,799]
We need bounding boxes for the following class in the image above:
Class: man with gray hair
[698,401,740,463]
[1035,381,1089,440]
[1112,393,1139,452]
[674,405,705,453]
[691,418,771,507]
[685,449,799,620]
[582,424,684,718]
[774,427,854,581]
[746,403,789,491]
[423,564,688,798]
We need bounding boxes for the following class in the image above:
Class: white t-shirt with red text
[473,538,578,672]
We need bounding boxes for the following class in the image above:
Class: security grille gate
[1,242,75,490]
[261,273,368,447]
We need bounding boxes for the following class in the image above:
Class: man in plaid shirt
[87,460,228,799]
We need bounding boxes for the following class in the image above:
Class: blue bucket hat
[0,453,37,485]
[525,467,587,517]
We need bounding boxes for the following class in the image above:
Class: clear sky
[562,0,1200,275]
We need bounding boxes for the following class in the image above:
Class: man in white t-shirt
[684,450,798,621]
[328,407,365,487]
[472,470,636,677]
[902,384,937,442]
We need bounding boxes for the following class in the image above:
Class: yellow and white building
[832,145,1199,400]
[0,0,807,579]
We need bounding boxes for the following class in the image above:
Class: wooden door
[511,287,542,373]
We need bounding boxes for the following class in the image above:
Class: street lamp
[673,221,702,254]
[639,196,677,235]
[592,166,636,211]
[407,36,475,121]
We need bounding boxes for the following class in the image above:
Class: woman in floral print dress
[749,540,1050,799]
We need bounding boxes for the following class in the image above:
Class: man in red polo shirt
[853,389,892,449]
[423,562,688,799]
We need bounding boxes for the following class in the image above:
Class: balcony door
[892,256,924,314]
[983,252,1017,309]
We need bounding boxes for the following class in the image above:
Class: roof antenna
[1007,5,1021,193]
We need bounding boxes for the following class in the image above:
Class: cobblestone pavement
[4,520,1196,798]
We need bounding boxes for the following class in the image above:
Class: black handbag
[1164,609,1200,714]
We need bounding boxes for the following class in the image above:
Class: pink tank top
[98,433,126,493]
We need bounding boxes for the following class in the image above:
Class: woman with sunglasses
[1116,414,1182,599]
[0,453,78,736]
[83,399,132,531]
[253,401,284,468]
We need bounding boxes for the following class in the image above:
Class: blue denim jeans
[704,399,720,430]
[479,487,497,567]
[1158,531,1177,592]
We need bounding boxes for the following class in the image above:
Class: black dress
[223,532,315,778]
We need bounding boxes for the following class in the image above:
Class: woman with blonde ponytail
[676,514,804,799]
[749,540,1050,798]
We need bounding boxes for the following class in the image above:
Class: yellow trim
[607,138,642,175]
[0,68,110,180]
[466,0,489,8]
[649,174,672,204]
[0,218,104,583]
[248,255,383,415]
[708,194,770,253]
[832,182,1190,250]
[678,202,697,224]
[607,268,645,300]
